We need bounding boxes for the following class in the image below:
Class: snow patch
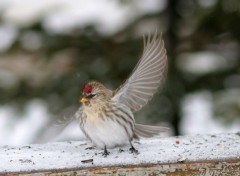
[0,133,239,173]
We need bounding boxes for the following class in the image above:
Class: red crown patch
[83,84,92,94]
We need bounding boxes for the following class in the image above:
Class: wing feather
[112,32,168,112]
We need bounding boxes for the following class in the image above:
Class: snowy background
[0,0,240,146]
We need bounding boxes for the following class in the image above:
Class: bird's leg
[129,142,139,154]
[102,146,110,157]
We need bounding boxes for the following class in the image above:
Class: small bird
[75,32,168,157]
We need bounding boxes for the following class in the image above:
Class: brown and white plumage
[75,32,168,156]
[112,33,167,112]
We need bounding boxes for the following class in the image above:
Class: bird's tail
[133,123,169,139]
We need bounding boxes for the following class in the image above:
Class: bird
[75,31,168,157]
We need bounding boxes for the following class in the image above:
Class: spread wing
[112,32,168,112]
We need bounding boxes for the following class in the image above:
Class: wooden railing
[1,133,240,176]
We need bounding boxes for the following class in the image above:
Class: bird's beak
[80,97,89,103]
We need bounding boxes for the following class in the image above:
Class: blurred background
[0,0,240,146]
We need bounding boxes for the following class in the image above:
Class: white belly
[83,116,129,149]
[82,105,135,149]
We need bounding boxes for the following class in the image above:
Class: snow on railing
[0,133,240,176]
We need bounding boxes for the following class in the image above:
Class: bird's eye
[86,94,96,99]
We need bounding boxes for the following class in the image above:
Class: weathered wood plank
[1,133,240,176]
[7,160,240,176]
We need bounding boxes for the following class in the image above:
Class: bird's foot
[102,147,110,157]
[129,146,139,154]
[102,150,110,157]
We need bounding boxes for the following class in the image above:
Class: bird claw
[129,147,139,154]
[102,146,110,157]
[102,150,110,157]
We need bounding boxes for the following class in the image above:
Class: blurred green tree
[0,0,239,136]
